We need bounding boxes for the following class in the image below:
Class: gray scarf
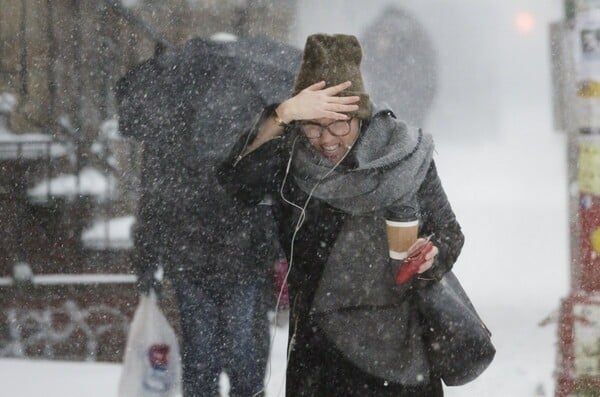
[291,109,434,215]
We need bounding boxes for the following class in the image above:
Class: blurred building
[0,0,295,362]
[0,0,295,135]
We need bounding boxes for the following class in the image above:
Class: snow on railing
[0,274,137,286]
[0,136,68,160]
[0,93,17,114]
[81,215,135,250]
[0,95,68,160]
[27,166,117,204]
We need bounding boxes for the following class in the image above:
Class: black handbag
[416,271,496,386]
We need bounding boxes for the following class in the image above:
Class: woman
[219,33,464,396]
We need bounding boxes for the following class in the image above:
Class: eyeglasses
[299,119,352,139]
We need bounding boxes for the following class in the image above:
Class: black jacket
[218,107,464,394]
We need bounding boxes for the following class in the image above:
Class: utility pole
[553,1,600,396]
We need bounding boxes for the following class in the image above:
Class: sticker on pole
[573,9,600,128]
[573,302,600,376]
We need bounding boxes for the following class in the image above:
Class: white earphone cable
[255,130,356,397]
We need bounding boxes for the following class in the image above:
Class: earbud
[346,144,353,150]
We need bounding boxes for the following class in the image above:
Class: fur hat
[293,33,371,120]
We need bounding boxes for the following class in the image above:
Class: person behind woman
[219,33,464,396]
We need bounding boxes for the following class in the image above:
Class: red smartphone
[395,237,434,285]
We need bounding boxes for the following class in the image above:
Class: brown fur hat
[293,33,371,120]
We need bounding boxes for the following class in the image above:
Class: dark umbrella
[115,36,301,282]
[178,36,301,107]
[115,55,171,142]
[167,36,301,164]
[116,36,301,141]
[223,35,302,74]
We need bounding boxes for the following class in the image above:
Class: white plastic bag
[118,291,182,397]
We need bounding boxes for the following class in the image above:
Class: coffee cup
[385,206,419,260]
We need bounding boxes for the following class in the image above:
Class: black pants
[286,322,443,397]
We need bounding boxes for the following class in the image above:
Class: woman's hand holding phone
[395,236,439,284]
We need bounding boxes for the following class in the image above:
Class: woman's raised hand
[242,81,359,156]
[276,81,360,123]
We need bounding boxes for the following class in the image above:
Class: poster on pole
[573,9,600,129]
[578,136,600,293]
[578,136,600,195]
[573,302,600,376]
